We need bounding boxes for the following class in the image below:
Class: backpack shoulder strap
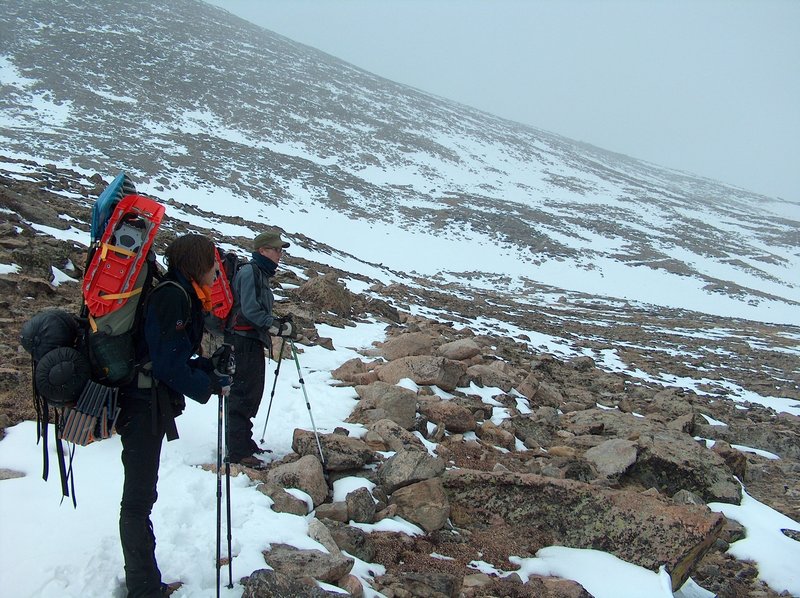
[148,280,190,315]
[232,262,263,299]
[248,262,264,301]
[139,279,193,348]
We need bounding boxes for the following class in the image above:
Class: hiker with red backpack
[224,230,296,467]
[117,233,232,597]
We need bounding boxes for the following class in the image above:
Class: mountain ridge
[1,0,798,326]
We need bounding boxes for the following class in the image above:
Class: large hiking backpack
[19,172,166,505]
[83,193,164,384]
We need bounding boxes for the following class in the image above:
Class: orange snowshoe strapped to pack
[209,246,235,320]
[82,194,165,318]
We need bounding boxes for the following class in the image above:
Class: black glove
[210,344,236,376]
[171,394,186,417]
[278,320,296,338]
[211,374,232,397]
[268,316,297,339]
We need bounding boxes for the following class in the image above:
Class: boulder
[377,331,435,361]
[292,429,374,472]
[437,338,481,361]
[476,420,516,450]
[466,363,517,393]
[367,418,427,452]
[569,356,596,372]
[699,421,800,460]
[257,481,310,516]
[314,502,349,523]
[266,454,328,507]
[242,569,342,597]
[641,389,695,424]
[516,372,540,401]
[584,439,638,478]
[443,469,723,591]
[375,571,461,598]
[390,478,450,533]
[348,381,418,429]
[532,382,564,408]
[626,432,741,504]
[377,356,467,391]
[330,358,379,386]
[296,274,353,317]
[378,449,446,494]
[263,543,354,584]
[0,468,25,481]
[418,399,476,434]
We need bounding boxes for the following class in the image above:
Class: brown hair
[165,234,215,282]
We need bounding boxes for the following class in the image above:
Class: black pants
[118,396,166,598]
[227,335,266,461]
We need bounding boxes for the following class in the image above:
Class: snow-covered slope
[0,0,798,323]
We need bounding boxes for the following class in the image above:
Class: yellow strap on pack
[99,287,143,302]
[99,243,137,260]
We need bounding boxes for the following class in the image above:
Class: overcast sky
[205,0,799,202]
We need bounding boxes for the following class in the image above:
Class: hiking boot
[233,455,263,468]
[249,439,271,454]
[161,581,183,596]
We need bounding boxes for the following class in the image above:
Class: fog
[205,0,800,203]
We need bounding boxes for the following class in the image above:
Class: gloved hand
[211,344,236,376]
[277,319,296,338]
[212,374,232,397]
[268,316,297,338]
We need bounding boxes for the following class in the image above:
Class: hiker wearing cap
[117,234,231,598]
[224,230,295,467]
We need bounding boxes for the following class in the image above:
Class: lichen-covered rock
[442,468,723,590]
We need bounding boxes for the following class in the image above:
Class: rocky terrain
[2,3,798,596]
[2,164,799,597]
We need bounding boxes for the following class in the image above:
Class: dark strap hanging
[31,360,42,438]
[40,400,50,482]
[57,421,77,508]
[31,360,50,481]
[150,382,178,442]
[32,358,77,506]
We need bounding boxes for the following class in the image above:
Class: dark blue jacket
[139,272,214,404]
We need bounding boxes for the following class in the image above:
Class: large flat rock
[442,468,723,591]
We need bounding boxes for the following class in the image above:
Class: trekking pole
[215,391,223,598]
[259,336,287,443]
[213,343,235,596]
[289,340,325,465]
[224,393,233,590]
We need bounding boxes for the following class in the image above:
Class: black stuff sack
[20,309,80,362]
[34,347,91,406]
